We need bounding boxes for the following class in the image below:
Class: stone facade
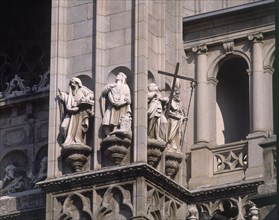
[0,0,276,219]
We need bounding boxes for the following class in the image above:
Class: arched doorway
[216,56,249,144]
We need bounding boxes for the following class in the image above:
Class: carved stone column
[192,44,209,145]
[248,33,266,134]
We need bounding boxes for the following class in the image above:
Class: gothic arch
[165,200,178,219]
[147,189,163,220]
[94,185,133,220]
[207,51,251,80]
[57,192,93,220]
[264,44,275,67]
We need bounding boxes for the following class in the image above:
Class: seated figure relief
[29,156,48,188]
[57,77,94,146]
[0,164,29,195]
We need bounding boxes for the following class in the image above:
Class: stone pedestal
[147,138,166,167]
[61,143,92,172]
[101,135,131,165]
[165,150,183,178]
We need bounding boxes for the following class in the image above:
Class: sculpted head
[70,77,82,91]
[39,156,48,173]
[5,165,16,179]
[115,72,127,84]
[148,83,158,92]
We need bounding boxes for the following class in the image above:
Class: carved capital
[222,40,234,54]
[192,44,208,54]
[248,33,264,43]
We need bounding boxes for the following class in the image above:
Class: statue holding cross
[158,63,196,151]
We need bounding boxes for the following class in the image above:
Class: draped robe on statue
[147,87,167,140]
[102,83,131,128]
[59,84,94,146]
[167,96,185,150]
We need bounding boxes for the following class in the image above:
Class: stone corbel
[248,32,264,43]
[192,44,208,54]
[222,40,234,54]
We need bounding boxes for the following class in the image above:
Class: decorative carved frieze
[57,192,93,220]
[0,71,50,101]
[213,142,248,174]
[95,186,133,220]
[38,163,262,207]
[195,196,257,220]
[2,127,27,148]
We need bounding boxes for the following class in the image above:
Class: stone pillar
[264,66,275,133]
[192,44,209,144]
[189,44,212,189]
[133,0,148,163]
[248,33,266,134]
[133,177,149,219]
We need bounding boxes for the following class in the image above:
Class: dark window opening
[216,57,249,144]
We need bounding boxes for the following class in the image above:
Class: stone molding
[38,163,263,204]
[192,44,208,54]
[248,32,264,43]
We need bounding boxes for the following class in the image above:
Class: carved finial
[192,44,208,54]
[249,202,259,220]
[222,40,234,54]
[188,205,198,220]
[248,32,263,43]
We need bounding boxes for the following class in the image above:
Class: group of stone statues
[0,157,47,195]
[148,81,186,151]
[57,73,132,147]
[0,72,186,193]
[57,72,186,152]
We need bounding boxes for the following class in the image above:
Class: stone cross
[158,62,195,119]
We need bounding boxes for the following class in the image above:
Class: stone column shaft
[249,33,266,133]
[193,44,209,144]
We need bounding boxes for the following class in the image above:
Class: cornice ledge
[38,163,193,201]
[190,178,264,203]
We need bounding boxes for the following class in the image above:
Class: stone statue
[0,164,28,195]
[147,83,167,141]
[30,156,47,188]
[58,77,94,146]
[167,81,186,151]
[102,72,132,137]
